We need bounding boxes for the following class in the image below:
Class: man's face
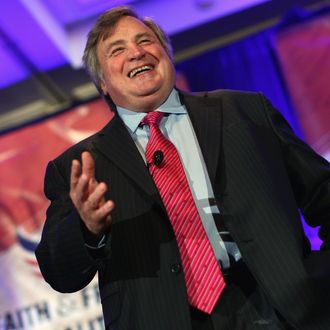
[97,16,176,112]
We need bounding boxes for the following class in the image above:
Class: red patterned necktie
[141,111,225,314]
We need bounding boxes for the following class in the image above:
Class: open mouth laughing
[128,65,154,78]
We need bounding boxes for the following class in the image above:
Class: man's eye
[111,48,124,56]
[140,39,151,44]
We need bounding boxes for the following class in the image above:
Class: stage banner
[273,11,330,248]
[273,12,330,160]
[0,99,112,330]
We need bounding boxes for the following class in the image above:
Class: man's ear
[100,79,107,95]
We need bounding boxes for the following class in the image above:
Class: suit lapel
[180,91,223,186]
[92,114,160,200]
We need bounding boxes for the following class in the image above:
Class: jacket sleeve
[260,93,330,251]
[35,159,110,293]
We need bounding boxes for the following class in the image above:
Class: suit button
[171,263,182,274]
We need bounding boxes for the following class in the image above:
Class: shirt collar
[116,89,186,134]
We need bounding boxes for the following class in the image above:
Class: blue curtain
[175,28,304,138]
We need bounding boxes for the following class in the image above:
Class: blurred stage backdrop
[0,2,330,330]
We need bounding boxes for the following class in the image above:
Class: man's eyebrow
[135,32,153,40]
[104,39,125,55]
[102,32,155,55]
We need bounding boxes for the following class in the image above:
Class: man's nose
[128,44,145,60]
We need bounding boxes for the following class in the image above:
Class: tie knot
[141,111,164,127]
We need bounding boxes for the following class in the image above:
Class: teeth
[129,65,152,78]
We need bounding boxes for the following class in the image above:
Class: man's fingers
[82,151,95,179]
[74,173,89,203]
[88,178,98,195]
[70,159,82,189]
[86,182,108,209]
[69,151,114,235]
[95,200,115,221]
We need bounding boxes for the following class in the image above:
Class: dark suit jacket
[36,90,330,330]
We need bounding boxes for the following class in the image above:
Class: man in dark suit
[35,6,330,330]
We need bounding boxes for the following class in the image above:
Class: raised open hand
[69,151,114,235]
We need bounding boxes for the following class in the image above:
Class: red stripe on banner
[24,258,39,266]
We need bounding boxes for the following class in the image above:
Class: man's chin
[130,89,170,111]
[133,87,167,101]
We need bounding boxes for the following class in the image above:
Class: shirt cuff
[84,234,107,250]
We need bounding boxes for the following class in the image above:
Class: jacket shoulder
[196,89,261,102]
[180,88,264,107]
[181,89,268,124]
